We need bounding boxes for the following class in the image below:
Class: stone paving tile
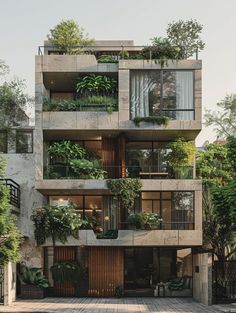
[0,297,223,313]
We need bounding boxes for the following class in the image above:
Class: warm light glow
[104,216,110,221]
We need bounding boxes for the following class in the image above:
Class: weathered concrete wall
[3,154,45,238]
[193,252,212,305]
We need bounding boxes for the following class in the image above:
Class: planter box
[21,284,45,299]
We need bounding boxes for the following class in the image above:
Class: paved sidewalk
[0,297,224,313]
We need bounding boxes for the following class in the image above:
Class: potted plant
[19,266,49,299]
[50,262,80,284]
[127,213,144,230]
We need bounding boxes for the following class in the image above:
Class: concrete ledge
[43,229,202,246]
[35,179,202,194]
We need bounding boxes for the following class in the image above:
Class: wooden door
[88,247,124,297]
[53,247,77,297]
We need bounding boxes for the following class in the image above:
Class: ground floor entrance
[44,246,193,298]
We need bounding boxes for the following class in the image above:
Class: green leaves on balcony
[70,159,107,179]
[76,74,118,96]
[48,140,86,163]
[31,205,83,246]
[107,178,142,213]
[133,116,169,127]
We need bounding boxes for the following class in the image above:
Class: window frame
[16,130,33,154]
[0,130,8,153]
[130,69,195,119]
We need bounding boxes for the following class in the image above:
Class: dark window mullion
[160,70,163,115]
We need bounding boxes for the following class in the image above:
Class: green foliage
[76,74,118,96]
[166,19,205,58]
[19,267,49,288]
[142,37,181,66]
[205,94,236,138]
[203,188,236,261]
[48,140,86,163]
[97,55,118,63]
[114,286,124,298]
[31,205,83,246]
[133,116,169,126]
[127,212,162,230]
[47,19,94,54]
[0,157,22,267]
[0,59,9,76]
[107,179,142,213]
[70,159,107,179]
[196,142,233,187]
[43,96,118,112]
[51,262,80,283]
[197,138,236,261]
[0,78,32,128]
[165,138,195,167]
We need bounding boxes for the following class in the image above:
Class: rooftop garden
[43,19,205,64]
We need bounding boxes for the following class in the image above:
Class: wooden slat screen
[88,247,124,297]
[53,247,77,297]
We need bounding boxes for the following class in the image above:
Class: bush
[19,267,49,288]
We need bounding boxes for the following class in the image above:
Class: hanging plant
[107,178,142,213]
[31,205,83,246]
[50,262,80,283]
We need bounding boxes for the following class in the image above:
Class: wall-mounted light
[104,216,110,221]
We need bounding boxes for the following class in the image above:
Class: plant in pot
[19,266,49,299]
[127,213,144,230]
[164,138,195,179]
[141,212,162,230]
[50,262,80,284]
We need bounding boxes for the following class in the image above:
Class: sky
[0,0,236,145]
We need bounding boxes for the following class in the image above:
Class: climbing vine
[106,178,142,213]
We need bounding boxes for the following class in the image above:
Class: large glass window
[130,70,194,120]
[16,130,33,153]
[126,141,168,178]
[140,191,194,229]
[49,195,118,233]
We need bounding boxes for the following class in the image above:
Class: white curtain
[176,71,194,120]
[130,72,156,119]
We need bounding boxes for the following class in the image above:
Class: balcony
[0,179,20,212]
[44,164,194,180]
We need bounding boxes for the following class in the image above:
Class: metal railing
[119,221,194,231]
[0,179,21,209]
[37,45,199,60]
[44,164,194,180]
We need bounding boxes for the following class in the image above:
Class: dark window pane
[0,132,7,153]
[16,131,33,153]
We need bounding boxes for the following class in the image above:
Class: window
[140,191,194,229]
[130,70,194,120]
[126,141,168,177]
[16,131,33,153]
[0,131,7,153]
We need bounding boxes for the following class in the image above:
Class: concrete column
[193,252,212,305]
[3,262,16,305]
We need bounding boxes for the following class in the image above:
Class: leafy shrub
[97,55,118,63]
[19,267,49,288]
[70,159,107,179]
[48,140,86,163]
[76,74,118,96]
[51,262,80,283]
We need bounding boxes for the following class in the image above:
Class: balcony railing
[37,45,199,60]
[44,164,194,180]
[0,179,21,209]
[119,221,194,231]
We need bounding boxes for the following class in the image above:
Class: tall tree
[47,19,94,54]
[0,157,22,267]
[166,19,205,58]
[205,94,236,138]
[197,138,236,261]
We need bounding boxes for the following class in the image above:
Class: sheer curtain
[176,71,194,120]
[130,71,156,119]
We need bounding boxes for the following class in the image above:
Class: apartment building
[1,40,211,305]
